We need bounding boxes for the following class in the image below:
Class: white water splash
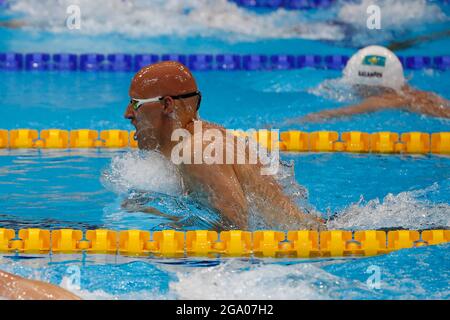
[59,279,169,300]
[101,150,183,196]
[308,77,359,103]
[338,0,446,30]
[328,183,450,230]
[337,0,448,45]
[4,0,446,45]
[6,0,341,40]
[170,259,370,300]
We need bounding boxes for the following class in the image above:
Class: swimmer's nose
[124,103,135,121]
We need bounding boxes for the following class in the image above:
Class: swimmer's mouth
[131,121,138,140]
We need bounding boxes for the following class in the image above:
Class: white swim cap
[343,45,405,91]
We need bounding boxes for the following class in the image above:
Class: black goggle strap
[171,91,202,111]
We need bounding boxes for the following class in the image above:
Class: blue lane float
[25,53,51,70]
[134,54,159,71]
[106,53,132,72]
[161,54,187,66]
[231,0,449,9]
[216,54,242,70]
[80,53,105,71]
[230,0,335,9]
[188,54,214,71]
[53,54,78,71]
[0,53,22,70]
[324,55,349,70]
[242,54,269,70]
[270,55,296,70]
[1,53,449,72]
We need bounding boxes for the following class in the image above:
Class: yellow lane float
[37,129,69,148]
[0,129,449,155]
[0,228,448,258]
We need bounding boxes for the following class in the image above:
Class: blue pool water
[0,0,449,299]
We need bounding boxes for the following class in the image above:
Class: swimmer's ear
[162,96,175,115]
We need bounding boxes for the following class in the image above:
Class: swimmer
[282,45,450,125]
[124,61,324,230]
[0,269,80,300]
[0,20,26,29]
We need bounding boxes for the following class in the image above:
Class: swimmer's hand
[121,199,182,223]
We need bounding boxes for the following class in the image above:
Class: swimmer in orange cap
[124,61,324,230]
[0,269,80,300]
[284,46,450,124]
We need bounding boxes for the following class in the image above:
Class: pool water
[0,0,449,299]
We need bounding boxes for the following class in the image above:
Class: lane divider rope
[1,228,448,258]
[231,0,335,10]
[1,53,449,71]
[230,0,450,10]
[0,129,449,154]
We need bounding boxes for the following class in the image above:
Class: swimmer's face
[124,62,199,151]
[124,92,175,151]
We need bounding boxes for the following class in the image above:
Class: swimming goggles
[130,91,202,111]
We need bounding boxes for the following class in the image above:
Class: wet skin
[124,61,324,230]
[0,270,80,300]
[285,84,450,125]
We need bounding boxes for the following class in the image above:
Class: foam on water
[101,150,183,196]
[308,78,359,103]
[328,183,450,230]
[337,0,448,46]
[6,0,339,40]
[169,259,370,300]
[338,0,447,29]
[58,281,169,300]
[5,0,447,44]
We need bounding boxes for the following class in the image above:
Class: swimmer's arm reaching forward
[298,94,405,123]
[402,87,450,118]
[287,86,450,124]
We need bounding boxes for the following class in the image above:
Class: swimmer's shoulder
[185,120,227,134]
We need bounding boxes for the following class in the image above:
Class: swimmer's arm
[405,90,450,119]
[121,199,181,222]
[232,164,325,230]
[184,164,249,229]
[296,90,450,123]
[0,270,81,300]
[292,95,406,123]
[388,29,450,51]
